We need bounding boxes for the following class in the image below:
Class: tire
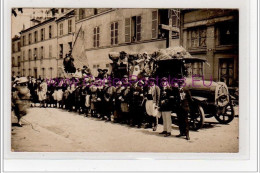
[214,103,234,124]
[189,105,205,131]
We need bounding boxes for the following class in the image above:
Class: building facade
[180,9,239,86]
[11,36,21,76]
[75,8,180,76]
[19,9,75,79]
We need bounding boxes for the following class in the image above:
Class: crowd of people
[12,69,192,140]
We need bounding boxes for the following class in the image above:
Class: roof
[20,17,56,34]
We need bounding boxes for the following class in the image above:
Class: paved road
[11,107,239,152]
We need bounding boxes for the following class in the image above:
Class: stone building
[180,9,239,86]
[19,9,75,79]
[11,35,21,76]
[74,8,180,76]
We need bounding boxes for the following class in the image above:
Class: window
[125,15,142,43]
[41,28,45,41]
[42,68,45,79]
[49,45,52,58]
[28,49,31,60]
[17,42,21,51]
[59,44,63,58]
[22,36,25,46]
[22,51,25,61]
[40,46,44,59]
[93,65,96,68]
[217,21,238,45]
[34,31,38,42]
[94,9,98,15]
[106,64,110,68]
[152,10,158,39]
[59,23,63,36]
[189,27,207,48]
[34,48,38,60]
[79,9,85,20]
[219,58,234,86]
[29,33,32,44]
[111,22,118,45]
[68,42,72,50]
[29,69,31,76]
[18,56,20,67]
[34,68,37,78]
[49,25,52,38]
[93,26,100,47]
[68,20,72,33]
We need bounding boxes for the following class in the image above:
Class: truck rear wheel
[189,105,205,131]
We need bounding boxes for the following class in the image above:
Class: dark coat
[159,86,173,112]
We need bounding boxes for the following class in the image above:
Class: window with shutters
[59,44,63,58]
[59,23,63,36]
[93,26,100,47]
[125,15,142,43]
[68,20,72,33]
[125,18,131,43]
[18,42,21,51]
[152,10,158,39]
[111,22,118,45]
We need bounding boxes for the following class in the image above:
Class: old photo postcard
[10,8,239,153]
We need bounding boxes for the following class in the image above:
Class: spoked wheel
[189,105,205,131]
[214,103,234,124]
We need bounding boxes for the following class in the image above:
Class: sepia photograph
[11,8,239,152]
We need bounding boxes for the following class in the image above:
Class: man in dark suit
[176,79,191,140]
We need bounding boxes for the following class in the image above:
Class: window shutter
[43,47,45,59]
[136,16,142,41]
[125,18,131,43]
[93,27,96,47]
[152,10,158,39]
[111,23,114,45]
[97,27,100,47]
[115,22,118,44]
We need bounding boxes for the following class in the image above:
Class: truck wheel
[214,104,234,124]
[189,105,205,131]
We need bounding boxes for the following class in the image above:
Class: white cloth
[85,95,91,107]
[145,100,158,117]
[162,111,172,133]
[56,89,63,101]
[74,71,83,78]
[37,82,47,101]
[52,91,58,100]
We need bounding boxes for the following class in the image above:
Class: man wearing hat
[176,79,191,140]
[12,77,31,127]
[144,77,160,131]
[158,77,174,137]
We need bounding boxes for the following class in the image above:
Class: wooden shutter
[93,27,96,47]
[136,16,141,41]
[97,27,100,47]
[125,18,131,43]
[152,10,158,39]
[111,23,114,45]
[115,22,118,44]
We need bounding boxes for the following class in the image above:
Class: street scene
[11,8,239,152]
